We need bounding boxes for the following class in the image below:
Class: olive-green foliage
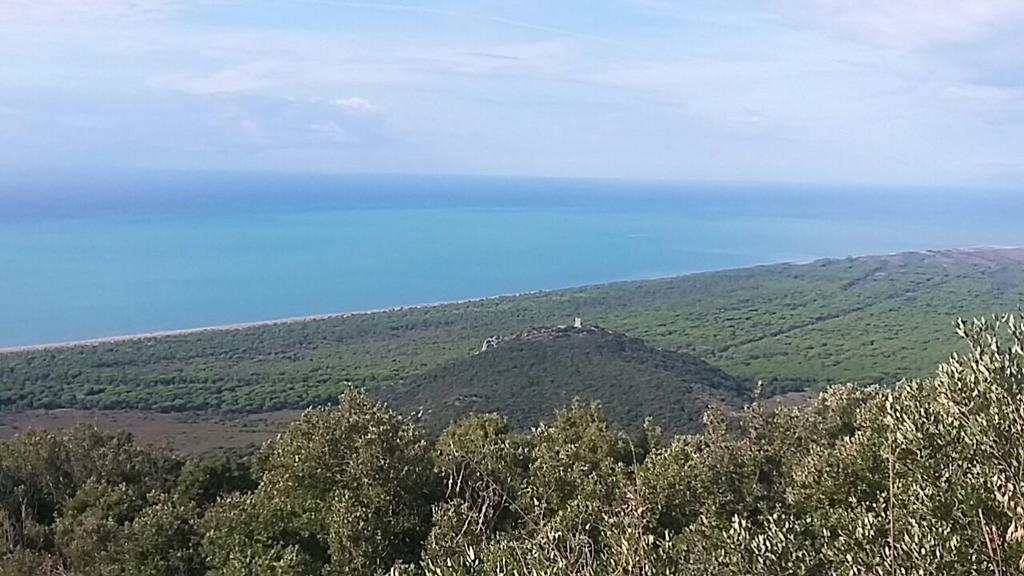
[431,414,531,544]
[0,426,248,575]
[0,425,179,554]
[4,249,1024,413]
[53,480,150,572]
[112,499,207,576]
[0,549,65,576]
[422,402,636,576]
[417,314,1024,575]
[202,391,440,576]
[174,455,257,507]
[8,315,1024,574]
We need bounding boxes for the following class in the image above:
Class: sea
[1,172,1022,348]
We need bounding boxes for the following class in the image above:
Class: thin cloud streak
[279,0,626,46]
[778,0,1024,47]
[1,1,1023,184]
[0,0,182,21]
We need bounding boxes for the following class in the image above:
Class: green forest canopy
[4,314,1024,575]
[384,325,752,435]
[3,248,1024,413]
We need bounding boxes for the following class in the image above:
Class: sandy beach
[3,246,1020,356]
[0,291,539,355]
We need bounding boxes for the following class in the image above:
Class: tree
[203,390,440,576]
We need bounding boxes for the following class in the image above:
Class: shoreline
[2,245,1020,356]
[0,291,541,355]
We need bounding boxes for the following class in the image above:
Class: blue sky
[2,0,1023,185]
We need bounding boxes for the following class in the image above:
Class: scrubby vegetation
[6,314,1024,574]
[3,249,1024,413]
[387,325,750,435]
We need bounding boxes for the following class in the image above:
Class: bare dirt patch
[0,409,302,455]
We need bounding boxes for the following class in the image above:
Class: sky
[1,0,1024,186]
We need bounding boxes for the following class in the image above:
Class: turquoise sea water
[0,173,1021,347]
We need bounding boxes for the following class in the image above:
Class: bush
[202,390,440,576]
[6,314,1024,574]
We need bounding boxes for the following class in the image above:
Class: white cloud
[942,83,1024,108]
[0,89,391,172]
[209,94,387,149]
[780,0,1024,47]
[3,0,1023,182]
[0,0,182,21]
[333,97,378,114]
[155,62,284,95]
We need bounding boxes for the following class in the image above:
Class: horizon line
[0,168,1021,192]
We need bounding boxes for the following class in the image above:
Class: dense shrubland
[6,315,1024,574]
[388,326,751,435]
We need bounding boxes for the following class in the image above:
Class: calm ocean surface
[0,173,1021,347]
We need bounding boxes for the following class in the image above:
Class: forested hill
[7,317,1024,574]
[2,247,1024,413]
[384,325,750,434]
